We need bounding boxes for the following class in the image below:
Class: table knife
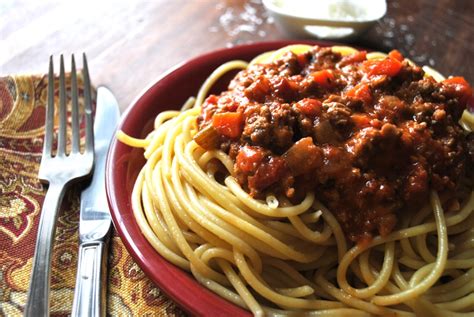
[71,86,120,317]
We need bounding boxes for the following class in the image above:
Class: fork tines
[42,54,93,160]
[25,54,94,317]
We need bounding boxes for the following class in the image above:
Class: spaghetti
[117,45,474,316]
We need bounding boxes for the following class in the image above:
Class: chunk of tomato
[296,53,308,68]
[388,50,404,62]
[364,58,402,77]
[347,84,372,105]
[211,112,243,139]
[340,51,367,65]
[205,95,219,105]
[294,98,322,116]
[351,114,372,128]
[236,146,265,173]
[248,157,286,191]
[311,70,335,88]
[245,76,271,102]
[443,76,473,105]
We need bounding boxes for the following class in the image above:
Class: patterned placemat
[0,74,187,316]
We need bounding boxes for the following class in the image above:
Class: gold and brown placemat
[0,74,186,316]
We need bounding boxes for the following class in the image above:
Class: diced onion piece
[283,137,322,175]
[460,109,474,131]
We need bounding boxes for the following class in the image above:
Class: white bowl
[263,0,387,40]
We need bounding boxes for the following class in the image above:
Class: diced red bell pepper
[236,146,265,173]
[311,70,335,88]
[347,84,372,105]
[388,50,404,62]
[442,76,473,105]
[294,98,322,116]
[364,58,402,77]
[211,112,243,139]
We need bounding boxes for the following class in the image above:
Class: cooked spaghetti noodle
[117,45,474,316]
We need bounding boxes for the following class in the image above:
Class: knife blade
[71,86,120,317]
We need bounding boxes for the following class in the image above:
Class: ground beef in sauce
[196,46,474,243]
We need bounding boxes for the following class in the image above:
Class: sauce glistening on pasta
[197,46,474,243]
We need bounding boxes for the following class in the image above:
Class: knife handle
[71,240,109,317]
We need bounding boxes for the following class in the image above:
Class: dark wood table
[1,1,473,315]
[1,0,473,113]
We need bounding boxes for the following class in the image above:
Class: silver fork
[24,54,94,317]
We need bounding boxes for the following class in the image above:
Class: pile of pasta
[118,45,474,316]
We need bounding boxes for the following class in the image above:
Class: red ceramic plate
[106,40,336,316]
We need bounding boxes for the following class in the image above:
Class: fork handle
[24,182,66,317]
[71,239,109,317]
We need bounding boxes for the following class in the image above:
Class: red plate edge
[105,40,344,316]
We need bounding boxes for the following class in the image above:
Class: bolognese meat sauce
[195,46,474,243]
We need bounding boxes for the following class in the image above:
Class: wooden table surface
[1,1,473,315]
[1,0,473,113]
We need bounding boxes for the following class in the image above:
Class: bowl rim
[262,0,387,25]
